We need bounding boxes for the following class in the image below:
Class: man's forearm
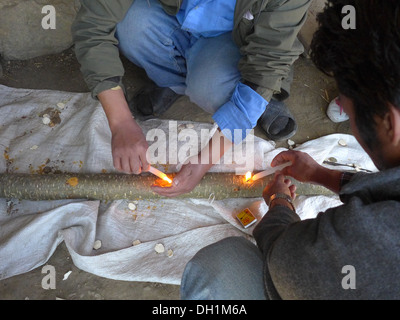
[98,87,136,132]
[311,167,344,194]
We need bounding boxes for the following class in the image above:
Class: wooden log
[0,172,333,201]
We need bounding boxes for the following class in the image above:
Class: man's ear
[386,104,400,146]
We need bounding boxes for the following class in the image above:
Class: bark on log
[0,173,333,201]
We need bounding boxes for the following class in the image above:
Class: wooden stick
[0,173,333,201]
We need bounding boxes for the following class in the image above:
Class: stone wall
[0,0,80,60]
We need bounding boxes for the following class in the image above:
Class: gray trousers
[180,237,268,300]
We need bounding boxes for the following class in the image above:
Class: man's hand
[272,150,343,194]
[98,87,150,174]
[272,150,323,183]
[262,173,297,207]
[151,162,210,197]
[111,118,149,174]
[152,128,231,197]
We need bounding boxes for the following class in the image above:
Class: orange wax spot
[66,177,79,187]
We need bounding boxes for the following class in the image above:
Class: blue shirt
[176,0,268,143]
[176,0,235,38]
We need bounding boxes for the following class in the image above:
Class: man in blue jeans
[181,0,400,300]
[72,0,311,197]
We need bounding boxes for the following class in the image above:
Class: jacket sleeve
[252,197,400,300]
[71,0,133,98]
[252,205,300,299]
[253,205,300,256]
[236,0,312,101]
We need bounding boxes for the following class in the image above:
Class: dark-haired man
[181,0,400,299]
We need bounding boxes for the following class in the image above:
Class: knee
[184,237,248,274]
[186,66,240,114]
[195,237,244,261]
[180,237,240,299]
[180,237,261,300]
[182,237,253,281]
[186,76,235,114]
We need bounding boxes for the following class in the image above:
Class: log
[0,172,333,201]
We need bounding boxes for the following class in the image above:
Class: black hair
[310,0,400,149]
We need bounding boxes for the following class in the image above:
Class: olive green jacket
[72,0,311,100]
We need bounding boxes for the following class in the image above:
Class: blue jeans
[180,237,268,300]
[115,0,242,114]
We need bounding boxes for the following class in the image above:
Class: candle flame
[149,166,173,187]
[163,176,173,184]
[158,172,173,184]
[245,171,252,182]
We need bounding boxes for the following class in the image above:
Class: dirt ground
[0,47,350,300]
